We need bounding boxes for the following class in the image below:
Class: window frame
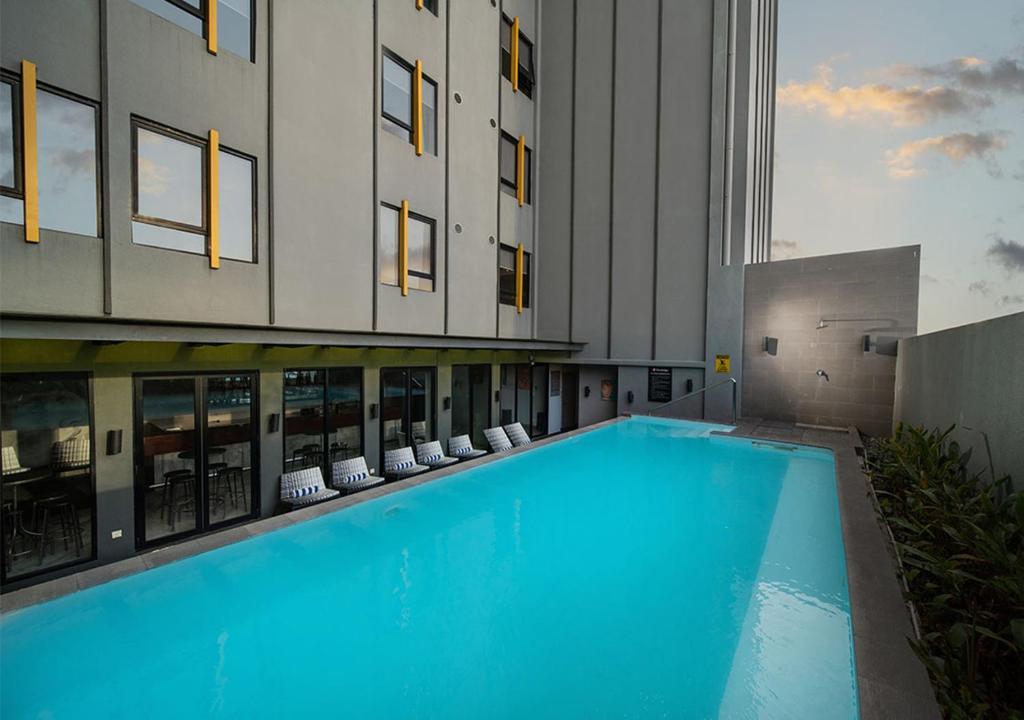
[0,371,99,585]
[131,115,258,263]
[282,366,365,480]
[380,48,438,156]
[380,201,437,292]
[0,72,22,201]
[500,14,536,99]
[498,242,531,308]
[131,0,256,63]
[499,131,532,205]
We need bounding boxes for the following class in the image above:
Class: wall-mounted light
[626,390,634,404]
[685,379,693,393]
[494,390,500,403]
[584,385,591,398]
[369,403,379,420]
[105,429,123,456]
[763,336,779,356]
[862,335,872,352]
[443,396,451,411]
[267,413,281,433]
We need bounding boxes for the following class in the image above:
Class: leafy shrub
[866,424,1024,719]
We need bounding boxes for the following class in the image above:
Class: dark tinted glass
[327,368,363,462]
[283,370,325,474]
[379,204,399,285]
[205,374,254,526]
[499,245,516,304]
[500,134,516,188]
[139,377,197,542]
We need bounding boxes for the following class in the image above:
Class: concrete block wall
[742,246,920,436]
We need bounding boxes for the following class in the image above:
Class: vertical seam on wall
[100,0,112,314]
[764,0,778,263]
[651,0,663,361]
[606,0,617,360]
[372,0,380,331]
[267,0,275,323]
[531,0,540,340]
[494,0,503,339]
[444,0,451,335]
[568,0,577,343]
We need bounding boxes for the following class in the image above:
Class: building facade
[0,0,775,589]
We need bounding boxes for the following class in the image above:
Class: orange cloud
[777,61,988,125]
[885,131,1009,179]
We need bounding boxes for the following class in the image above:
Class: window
[499,364,547,437]
[381,50,437,155]
[2,374,96,582]
[129,0,254,62]
[0,76,101,236]
[418,0,439,16]
[379,203,436,292]
[132,118,255,262]
[380,367,435,469]
[451,364,491,449]
[499,244,530,308]
[283,368,364,478]
[501,15,535,99]
[499,131,531,204]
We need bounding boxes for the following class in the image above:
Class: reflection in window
[284,369,363,477]
[380,367,435,468]
[381,51,438,156]
[500,15,536,99]
[379,203,435,292]
[129,0,254,62]
[379,204,399,285]
[499,131,533,204]
[1,374,95,582]
[37,89,99,236]
[205,375,254,526]
[499,244,530,308]
[0,78,20,225]
[452,364,491,449]
[219,149,255,262]
[422,79,437,156]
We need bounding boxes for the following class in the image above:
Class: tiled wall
[742,246,920,436]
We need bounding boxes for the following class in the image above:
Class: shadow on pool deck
[1,414,940,719]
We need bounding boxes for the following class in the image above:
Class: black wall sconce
[267,413,281,433]
[862,335,872,352]
[105,429,123,456]
[369,403,379,420]
[686,379,693,393]
[626,390,634,404]
[583,385,591,398]
[763,336,779,356]
[494,390,500,403]
[443,396,451,411]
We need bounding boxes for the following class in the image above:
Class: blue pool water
[1,417,858,719]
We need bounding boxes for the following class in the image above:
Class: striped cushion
[453,446,470,456]
[293,485,318,498]
[51,434,90,469]
[425,453,442,463]
[393,460,414,471]
[343,471,368,484]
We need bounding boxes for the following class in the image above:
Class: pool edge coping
[0,416,630,616]
[718,424,941,720]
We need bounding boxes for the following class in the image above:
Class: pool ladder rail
[647,377,738,424]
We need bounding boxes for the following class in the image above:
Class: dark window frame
[500,14,536,99]
[282,366,365,479]
[380,48,439,156]
[132,0,256,63]
[380,201,437,292]
[131,115,258,263]
[0,72,104,237]
[0,371,99,586]
[378,366,438,470]
[131,370,262,551]
[420,0,439,17]
[499,131,532,205]
[450,363,492,447]
[498,242,531,308]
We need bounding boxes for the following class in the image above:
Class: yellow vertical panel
[515,244,524,313]
[510,17,519,92]
[416,0,423,9]
[21,60,39,243]
[516,135,525,207]
[207,0,218,55]
[208,129,220,269]
[400,200,410,296]
[414,60,424,156]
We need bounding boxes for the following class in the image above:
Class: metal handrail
[647,377,738,424]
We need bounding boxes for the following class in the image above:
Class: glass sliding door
[379,367,436,468]
[498,363,548,438]
[1,374,96,582]
[452,364,491,449]
[284,368,364,477]
[134,373,258,548]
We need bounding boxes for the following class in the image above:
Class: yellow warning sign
[714,354,731,374]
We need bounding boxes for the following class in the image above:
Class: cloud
[921,273,940,285]
[1000,294,1024,306]
[137,157,169,196]
[1013,160,1024,182]
[986,234,1024,274]
[905,55,1024,96]
[885,131,1009,178]
[777,60,989,126]
[968,279,992,296]
[771,238,801,260]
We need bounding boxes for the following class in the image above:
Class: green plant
[867,424,1024,719]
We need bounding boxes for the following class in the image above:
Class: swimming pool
[1,416,858,719]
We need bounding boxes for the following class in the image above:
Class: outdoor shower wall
[742,246,920,436]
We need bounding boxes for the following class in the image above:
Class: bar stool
[34,494,83,566]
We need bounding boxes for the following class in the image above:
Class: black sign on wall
[648,367,672,403]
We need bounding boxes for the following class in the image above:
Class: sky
[772,0,1024,333]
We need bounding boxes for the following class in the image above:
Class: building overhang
[0,315,586,354]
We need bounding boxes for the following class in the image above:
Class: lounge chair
[415,441,459,469]
[503,422,532,447]
[383,447,430,481]
[484,426,513,453]
[280,467,340,509]
[330,457,385,495]
[448,435,487,460]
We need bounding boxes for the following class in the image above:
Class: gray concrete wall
[577,364,617,428]
[743,246,920,436]
[894,312,1024,491]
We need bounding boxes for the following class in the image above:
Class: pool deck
[1,415,940,719]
